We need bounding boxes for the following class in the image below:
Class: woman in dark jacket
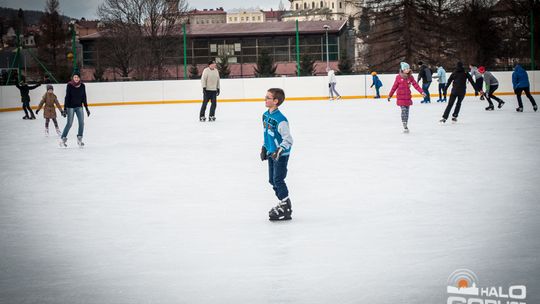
[15,77,41,119]
[440,62,476,123]
[60,72,90,147]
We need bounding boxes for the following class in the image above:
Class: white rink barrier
[1,71,538,111]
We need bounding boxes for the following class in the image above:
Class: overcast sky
[0,0,285,20]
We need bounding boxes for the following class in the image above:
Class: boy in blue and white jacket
[260,88,294,221]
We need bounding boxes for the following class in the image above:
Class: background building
[188,8,226,25]
[226,8,265,24]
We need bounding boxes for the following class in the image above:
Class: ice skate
[452,117,457,123]
[56,128,61,136]
[199,116,206,122]
[485,105,494,111]
[269,198,292,221]
[22,116,29,120]
[439,118,446,123]
[77,136,85,147]
[59,137,67,148]
[516,107,523,112]
[497,101,505,109]
[403,123,409,133]
[45,128,49,136]
[336,96,342,100]
[534,105,538,112]
[209,116,216,122]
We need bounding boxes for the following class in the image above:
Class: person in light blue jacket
[434,65,447,102]
[261,88,294,221]
[512,64,537,112]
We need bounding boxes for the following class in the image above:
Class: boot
[485,105,494,111]
[516,107,523,112]
[77,136,85,147]
[534,105,538,112]
[269,198,292,221]
[497,101,505,109]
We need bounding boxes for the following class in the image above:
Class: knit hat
[371,71,377,76]
[400,62,410,71]
[72,70,81,78]
[46,84,53,90]
[478,66,486,73]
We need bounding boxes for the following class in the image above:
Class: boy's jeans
[268,155,289,200]
[62,107,84,138]
[422,81,431,102]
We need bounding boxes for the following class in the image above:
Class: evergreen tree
[254,49,277,77]
[337,50,353,75]
[217,54,230,78]
[189,62,199,79]
[38,0,68,81]
[298,54,316,76]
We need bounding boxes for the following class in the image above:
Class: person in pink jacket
[387,62,426,133]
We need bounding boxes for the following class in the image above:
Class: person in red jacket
[388,62,425,133]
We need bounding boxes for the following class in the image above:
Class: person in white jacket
[327,68,341,101]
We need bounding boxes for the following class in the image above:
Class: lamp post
[69,20,78,73]
[323,24,330,71]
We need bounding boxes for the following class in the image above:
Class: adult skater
[433,65,447,102]
[327,68,342,101]
[478,66,505,111]
[439,62,476,123]
[388,62,425,133]
[512,64,537,112]
[417,61,432,103]
[199,60,220,122]
[36,84,65,136]
[370,71,383,99]
[60,72,90,147]
[261,88,294,221]
[469,64,484,100]
[15,77,41,120]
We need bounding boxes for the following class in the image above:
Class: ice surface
[1,97,539,303]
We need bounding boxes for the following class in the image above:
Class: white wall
[1,71,538,111]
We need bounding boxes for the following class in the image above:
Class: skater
[478,66,505,111]
[199,60,220,122]
[469,64,484,100]
[15,77,41,120]
[433,65,447,102]
[439,62,476,123]
[327,68,341,101]
[370,71,383,99]
[417,61,432,103]
[60,72,90,147]
[512,64,537,112]
[36,84,65,136]
[388,62,425,133]
[260,88,294,221]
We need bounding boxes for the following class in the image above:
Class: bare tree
[38,0,70,81]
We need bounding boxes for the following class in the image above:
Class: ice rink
[1,97,539,303]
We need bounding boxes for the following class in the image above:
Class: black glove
[260,146,268,161]
[61,110,66,117]
[203,88,207,97]
[86,108,91,117]
[328,83,331,88]
[216,88,220,96]
[387,97,391,102]
[271,147,283,161]
[36,109,40,114]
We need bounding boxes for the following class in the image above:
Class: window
[304,2,307,8]
[258,16,261,20]
[320,1,323,7]
[210,44,217,53]
[339,2,342,8]
[332,2,334,9]
[312,2,315,8]
[234,17,238,21]
[252,16,255,21]
[229,17,232,21]
[296,3,299,9]
[241,17,244,21]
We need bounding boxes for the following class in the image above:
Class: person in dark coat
[512,64,537,112]
[60,72,90,147]
[439,62,476,123]
[15,77,41,119]
[417,61,432,103]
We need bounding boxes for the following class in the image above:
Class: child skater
[15,77,41,120]
[478,66,505,111]
[512,64,537,112]
[260,88,294,221]
[370,71,383,99]
[439,62,476,123]
[387,62,425,133]
[36,84,65,136]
